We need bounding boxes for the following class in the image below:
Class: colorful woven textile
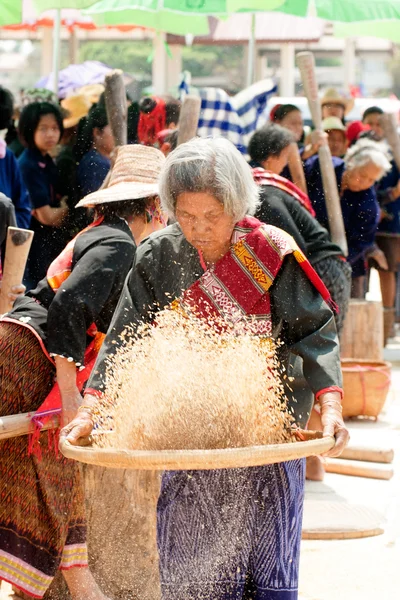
[0,323,87,599]
[175,217,335,334]
[196,80,277,155]
[252,166,316,217]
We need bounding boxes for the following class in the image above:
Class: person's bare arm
[32,200,68,227]
[54,355,82,427]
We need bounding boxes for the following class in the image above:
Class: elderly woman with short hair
[341,140,391,297]
[64,137,348,600]
[305,138,391,297]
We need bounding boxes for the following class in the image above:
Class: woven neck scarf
[138,97,167,146]
[252,167,316,217]
[173,216,335,335]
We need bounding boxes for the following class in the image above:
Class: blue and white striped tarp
[196,79,278,155]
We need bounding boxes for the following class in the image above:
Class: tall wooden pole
[104,69,127,147]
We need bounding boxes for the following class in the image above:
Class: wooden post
[177,95,201,146]
[287,142,308,195]
[104,70,127,147]
[45,469,161,600]
[0,412,59,441]
[296,51,348,256]
[340,300,383,362]
[83,467,161,599]
[0,227,33,315]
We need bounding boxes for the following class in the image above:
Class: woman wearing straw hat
[65,137,348,600]
[321,88,354,124]
[0,145,166,600]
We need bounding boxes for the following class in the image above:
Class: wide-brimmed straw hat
[322,117,346,133]
[61,94,92,129]
[321,88,354,116]
[76,144,165,208]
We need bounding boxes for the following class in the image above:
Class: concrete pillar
[280,43,295,96]
[69,28,79,65]
[343,38,356,90]
[152,32,168,95]
[246,12,256,87]
[41,27,53,77]
[51,8,62,94]
[167,44,182,91]
[255,52,267,82]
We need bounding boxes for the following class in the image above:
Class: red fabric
[346,121,370,144]
[84,387,104,399]
[157,128,172,145]
[269,104,282,122]
[252,167,316,217]
[138,97,167,146]
[315,386,344,401]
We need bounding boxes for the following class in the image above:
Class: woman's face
[175,192,236,262]
[362,112,384,141]
[327,130,347,157]
[345,162,384,192]
[278,110,303,142]
[94,124,115,156]
[34,114,60,154]
[322,103,345,120]
[263,145,291,175]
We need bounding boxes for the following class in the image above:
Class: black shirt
[7,216,135,366]
[19,147,70,289]
[256,186,343,265]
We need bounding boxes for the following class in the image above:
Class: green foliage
[78,40,244,83]
[182,44,244,78]
[79,40,153,78]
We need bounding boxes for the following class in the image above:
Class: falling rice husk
[94,308,295,451]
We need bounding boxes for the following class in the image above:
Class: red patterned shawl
[174,217,335,335]
[252,167,316,217]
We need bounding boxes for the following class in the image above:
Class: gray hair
[159,137,260,221]
[345,139,391,178]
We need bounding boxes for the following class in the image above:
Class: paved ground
[299,337,400,600]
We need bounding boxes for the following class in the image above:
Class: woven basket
[59,431,334,471]
[341,359,391,419]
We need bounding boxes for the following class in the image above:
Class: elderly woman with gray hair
[305,138,391,297]
[340,139,391,297]
[63,137,348,600]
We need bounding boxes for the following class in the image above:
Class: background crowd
[0,82,399,339]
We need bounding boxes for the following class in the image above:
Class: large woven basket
[341,359,391,419]
[59,431,334,470]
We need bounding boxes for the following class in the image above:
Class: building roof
[167,14,325,46]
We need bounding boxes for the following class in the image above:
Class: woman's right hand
[60,412,94,445]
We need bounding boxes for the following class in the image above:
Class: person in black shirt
[18,102,70,290]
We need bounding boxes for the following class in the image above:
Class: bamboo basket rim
[59,434,335,470]
[341,359,391,368]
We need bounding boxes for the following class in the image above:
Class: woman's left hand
[319,391,350,457]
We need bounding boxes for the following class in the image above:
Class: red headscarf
[138,97,167,146]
